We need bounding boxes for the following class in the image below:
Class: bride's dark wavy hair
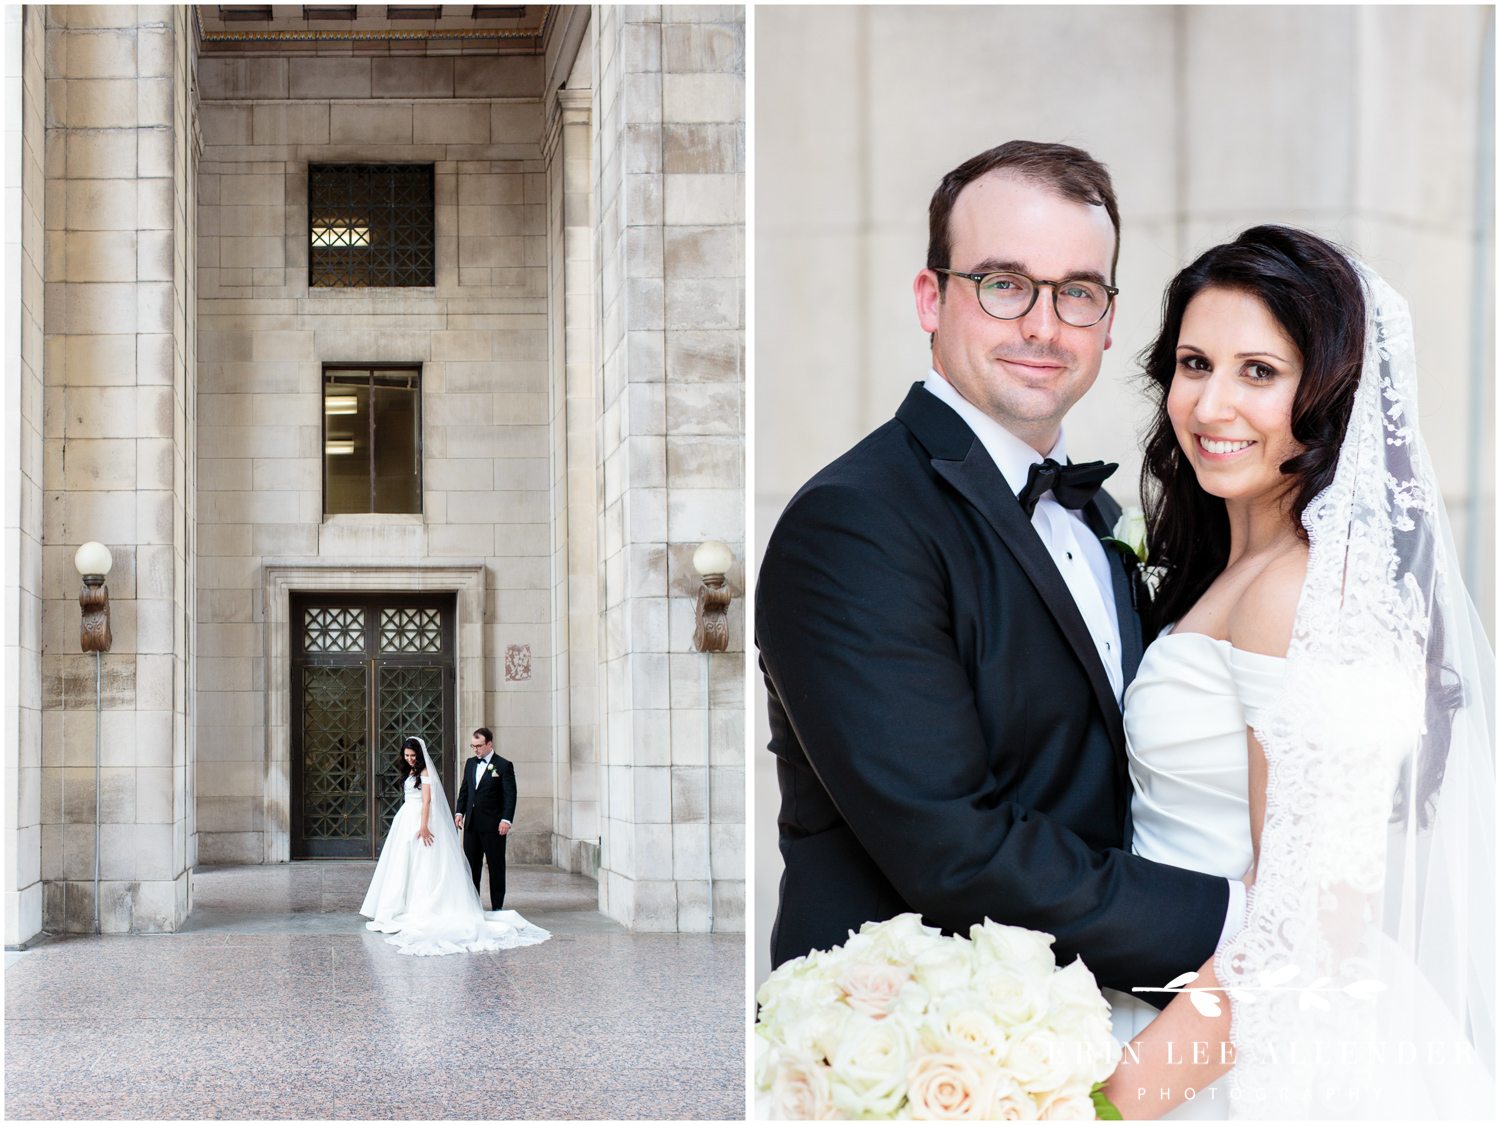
[1137,225,1366,639]
[396,736,425,788]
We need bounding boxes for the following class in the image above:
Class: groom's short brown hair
[474,726,493,744]
[927,140,1121,289]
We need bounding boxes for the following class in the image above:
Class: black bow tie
[1016,458,1117,518]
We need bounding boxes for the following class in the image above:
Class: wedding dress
[358,737,550,956]
[1109,262,1494,1119]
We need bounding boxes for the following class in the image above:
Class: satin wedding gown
[1111,628,1286,1120]
[359,772,550,956]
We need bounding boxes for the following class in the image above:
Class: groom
[758,141,1243,999]
[454,726,517,910]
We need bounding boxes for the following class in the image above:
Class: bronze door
[291,593,457,858]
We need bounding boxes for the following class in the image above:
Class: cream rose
[1041,1006,1119,1086]
[1036,1086,1097,1121]
[972,963,1049,1030]
[766,1048,841,1120]
[827,1013,917,1118]
[838,960,912,1018]
[985,1073,1042,1121]
[969,919,1057,976]
[903,1050,997,1120]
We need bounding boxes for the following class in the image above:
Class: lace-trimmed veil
[1215,264,1495,1117]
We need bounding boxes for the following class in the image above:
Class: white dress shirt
[923,369,1244,948]
[924,369,1124,701]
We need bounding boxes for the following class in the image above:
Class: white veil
[408,736,465,855]
[1216,264,1495,1117]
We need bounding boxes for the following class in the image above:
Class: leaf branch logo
[1132,966,1387,1016]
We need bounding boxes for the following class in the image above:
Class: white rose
[904,1049,998,1120]
[1004,1027,1078,1095]
[1036,1085,1096,1120]
[867,913,947,964]
[837,960,912,1018]
[913,937,973,994]
[985,1073,1042,1121]
[1047,957,1110,1017]
[1111,505,1148,563]
[920,1005,1008,1062]
[972,963,1050,1030]
[1042,1006,1120,1086]
[759,974,845,1045]
[891,978,932,1021]
[766,1048,842,1120]
[969,919,1056,976]
[827,1012,918,1119]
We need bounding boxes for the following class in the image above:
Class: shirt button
[1065,551,1073,560]
[1106,642,1112,650]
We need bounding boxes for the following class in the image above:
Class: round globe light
[74,541,113,579]
[692,539,734,578]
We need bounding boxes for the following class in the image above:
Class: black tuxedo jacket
[757,383,1227,998]
[455,754,517,830]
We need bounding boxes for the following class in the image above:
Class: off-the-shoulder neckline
[1157,628,1287,663]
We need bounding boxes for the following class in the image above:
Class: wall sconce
[75,541,113,652]
[74,541,112,935]
[692,539,733,653]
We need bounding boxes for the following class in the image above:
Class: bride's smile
[1167,286,1304,510]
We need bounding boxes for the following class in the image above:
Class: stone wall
[39,4,197,933]
[4,2,47,948]
[193,56,557,867]
[592,5,745,933]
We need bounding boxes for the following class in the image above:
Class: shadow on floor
[182,862,627,936]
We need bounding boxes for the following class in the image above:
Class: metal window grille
[309,164,435,288]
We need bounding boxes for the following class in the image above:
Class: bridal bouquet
[754,914,1122,1120]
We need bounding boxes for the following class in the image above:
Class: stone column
[546,42,601,877]
[593,4,744,932]
[4,3,47,948]
[39,5,196,933]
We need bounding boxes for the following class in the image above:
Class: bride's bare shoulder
[1227,542,1309,658]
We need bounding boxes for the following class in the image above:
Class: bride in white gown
[1098,227,1493,1119]
[359,736,550,956]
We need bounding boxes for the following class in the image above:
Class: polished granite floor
[5,863,746,1120]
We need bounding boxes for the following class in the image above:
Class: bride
[359,735,550,956]
[1100,226,1493,1118]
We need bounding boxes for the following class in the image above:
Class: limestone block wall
[38,4,197,934]
[193,57,557,866]
[4,3,47,948]
[593,5,745,933]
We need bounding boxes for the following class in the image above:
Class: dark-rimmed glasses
[933,268,1118,328]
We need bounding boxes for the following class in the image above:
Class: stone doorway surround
[262,563,485,863]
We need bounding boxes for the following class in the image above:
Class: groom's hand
[497,820,510,836]
[454,814,464,829]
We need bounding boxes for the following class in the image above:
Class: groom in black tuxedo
[454,726,517,910]
[758,142,1242,999]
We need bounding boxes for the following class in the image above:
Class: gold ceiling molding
[196,5,551,43]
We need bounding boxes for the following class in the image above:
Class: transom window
[308,164,435,288]
[323,366,422,515]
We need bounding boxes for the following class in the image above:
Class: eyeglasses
[933,268,1118,328]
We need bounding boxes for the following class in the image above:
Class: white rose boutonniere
[1102,505,1164,599]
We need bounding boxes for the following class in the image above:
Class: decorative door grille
[308,164,435,288]
[300,666,369,843]
[375,666,445,846]
[291,593,456,858]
